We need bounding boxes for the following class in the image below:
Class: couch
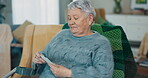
[0,24,13,77]
[11,23,137,78]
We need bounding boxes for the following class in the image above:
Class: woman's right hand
[32,52,46,64]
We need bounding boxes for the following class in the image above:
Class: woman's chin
[71,31,76,34]
[70,29,76,33]
[70,30,77,35]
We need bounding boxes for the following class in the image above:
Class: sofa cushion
[13,20,32,43]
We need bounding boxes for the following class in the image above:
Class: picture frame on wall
[131,0,148,10]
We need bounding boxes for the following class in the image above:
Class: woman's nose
[69,20,75,26]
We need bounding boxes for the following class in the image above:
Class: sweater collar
[68,29,100,41]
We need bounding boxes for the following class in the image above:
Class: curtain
[12,0,59,25]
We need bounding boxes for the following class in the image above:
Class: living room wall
[91,0,131,14]
[60,0,132,24]
[2,0,12,25]
[3,0,132,25]
[59,0,72,24]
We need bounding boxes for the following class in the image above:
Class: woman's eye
[68,17,71,20]
[74,17,78,20]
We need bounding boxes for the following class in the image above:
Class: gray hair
[68,0,96,19]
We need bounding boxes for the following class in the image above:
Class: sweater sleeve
[71,40,114,78]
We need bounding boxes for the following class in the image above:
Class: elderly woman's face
[68,8,93,36]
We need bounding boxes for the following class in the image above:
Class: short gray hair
[68,0,96,19]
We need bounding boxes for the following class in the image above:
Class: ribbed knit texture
[37,29,114,78]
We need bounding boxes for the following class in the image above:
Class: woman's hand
[48,63,72,77]
[32,52,46,64]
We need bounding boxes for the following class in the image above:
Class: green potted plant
[113,0,122,14]
[0,2,6,23]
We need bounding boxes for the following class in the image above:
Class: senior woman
[32,0,114,78]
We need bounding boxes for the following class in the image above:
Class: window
[12,0,59,25]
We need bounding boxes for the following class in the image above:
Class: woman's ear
[88,14,94,26]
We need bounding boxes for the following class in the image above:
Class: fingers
[35,52,41,58]
[32,52,46,64]
[35,52,46,63]
[33,58,43,64]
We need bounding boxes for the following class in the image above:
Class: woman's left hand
[48,63,72,77]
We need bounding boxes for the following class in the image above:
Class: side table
[134,59,148,78]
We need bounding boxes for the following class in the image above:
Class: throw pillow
[13,20,32,44]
